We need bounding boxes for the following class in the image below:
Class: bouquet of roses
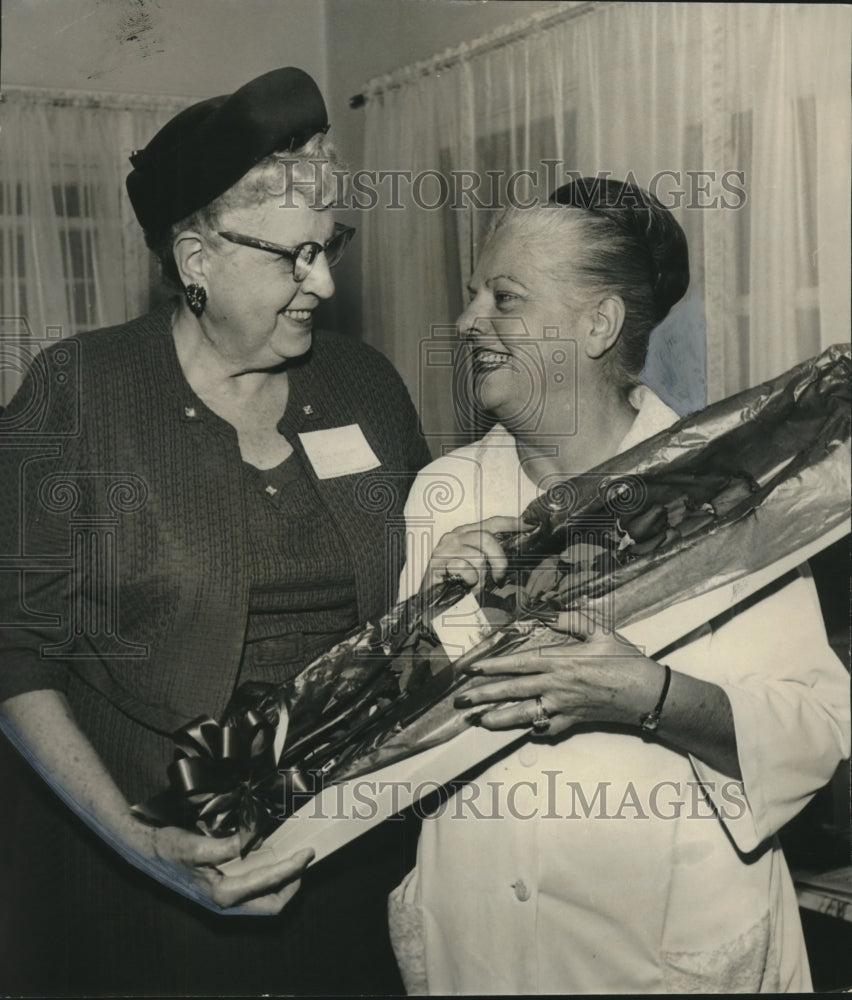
[133,345,851,854]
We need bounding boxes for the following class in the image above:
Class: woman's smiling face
[458,216,587,429]
[200,192,336,369]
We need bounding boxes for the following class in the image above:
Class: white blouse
[392,387,850,994]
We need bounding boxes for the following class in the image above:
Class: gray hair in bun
[546,176,690,380]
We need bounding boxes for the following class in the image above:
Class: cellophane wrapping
[134,344,851,848]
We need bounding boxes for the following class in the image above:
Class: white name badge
[298,423,381,480]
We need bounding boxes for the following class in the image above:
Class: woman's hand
[425,516,521,590]
[454,607,743,779]
[138,824,314,915]
[454,608,662,738]
[0,689,314,917]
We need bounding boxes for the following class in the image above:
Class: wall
[0,0,328,97]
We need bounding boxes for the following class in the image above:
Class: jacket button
[512,879,531,902]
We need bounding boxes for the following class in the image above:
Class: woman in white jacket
[390,178,849,994]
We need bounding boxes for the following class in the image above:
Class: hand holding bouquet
[133,345,851,853]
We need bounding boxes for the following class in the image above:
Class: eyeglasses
[217,223,356,282]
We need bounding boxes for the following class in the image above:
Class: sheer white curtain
[0,90,189,405]
[361,2,850,454]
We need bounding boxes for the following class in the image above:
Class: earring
[185,283,207,317]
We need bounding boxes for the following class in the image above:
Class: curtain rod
[0,84,194,112]
[349,0,603,109]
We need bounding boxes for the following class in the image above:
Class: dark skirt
[0,737,417,997]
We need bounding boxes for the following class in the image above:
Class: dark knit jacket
[0,306,432,801]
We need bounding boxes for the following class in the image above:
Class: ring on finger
[531,696,551,733]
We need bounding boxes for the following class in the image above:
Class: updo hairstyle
[492,177,689,386]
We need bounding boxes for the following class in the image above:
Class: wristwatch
[639,663,672,733]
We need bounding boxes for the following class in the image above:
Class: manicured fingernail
[459,665,483,676]
[464,710,484,725]
[455,695,472,708]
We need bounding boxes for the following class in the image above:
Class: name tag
[432,592,492,661]
[299,423,381,480]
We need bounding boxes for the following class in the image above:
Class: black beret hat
[126,67,329,235]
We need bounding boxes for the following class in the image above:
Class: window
[0,181,29,319]
[53,176,102,333]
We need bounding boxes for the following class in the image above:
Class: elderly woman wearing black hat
[0,68,430,995]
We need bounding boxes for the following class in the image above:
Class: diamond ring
[531,696,551,733]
